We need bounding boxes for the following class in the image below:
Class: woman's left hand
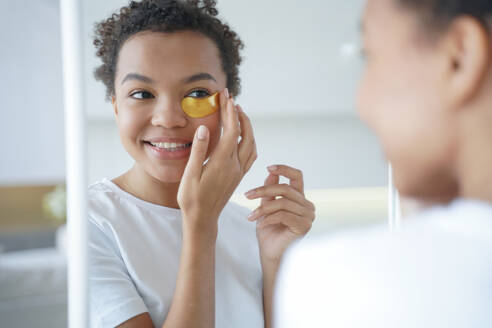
[245,165,315,264]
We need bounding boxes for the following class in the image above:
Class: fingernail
[224,88,229,99]
[267,165,277,172]
[197,125,208,140]
[245,190,256,198]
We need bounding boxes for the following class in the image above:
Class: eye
[130,90,154,99]
[186,89,210,99]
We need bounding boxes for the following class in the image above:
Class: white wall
[88,115,387,193]
[0,0,65,185]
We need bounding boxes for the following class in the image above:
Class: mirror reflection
[1,0,387,327]
[85,1,385,327]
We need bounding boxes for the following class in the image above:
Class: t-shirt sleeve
[89,219,149,328]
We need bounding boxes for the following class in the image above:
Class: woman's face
[113,31,227,183]
[357,0,459,200]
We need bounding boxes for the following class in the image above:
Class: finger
[247,198,311,221]
[218,87,229,127]
[215,90,240,157]
[237,106,256,167]
[261,173,279,205]
[224,97,240,140]
[181,125,209,181]
[267,164,304,194]
[220,89,239,145]
[245,183,313,209]
[257,211,312,234]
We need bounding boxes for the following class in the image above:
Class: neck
[113,164,181,209]
[455,106,492,203]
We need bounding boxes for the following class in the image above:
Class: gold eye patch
[181,92,220,118]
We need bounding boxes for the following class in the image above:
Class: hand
[245,165,315,263]
[177,89,257,235]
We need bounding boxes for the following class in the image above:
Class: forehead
[115,30,226,84]
[363,0,399,21]
[363,0,421,42]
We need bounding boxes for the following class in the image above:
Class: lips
[143,136,193,160]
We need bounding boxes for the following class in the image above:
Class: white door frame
[60,0,89,326]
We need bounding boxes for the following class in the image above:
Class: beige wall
[0,185,62,231]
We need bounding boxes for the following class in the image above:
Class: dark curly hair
[93,0,244,101]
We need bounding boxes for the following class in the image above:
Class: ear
[442,16,490,110]
[111,95,119,119]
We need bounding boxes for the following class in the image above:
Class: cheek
[357,64,395,143]
[116,106,147,145]
[192,113,221,153]
[358,55,442,156]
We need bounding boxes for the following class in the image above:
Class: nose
[151,97,188,128]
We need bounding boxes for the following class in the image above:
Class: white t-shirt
[88,178,264,328]
[276,199,492,328]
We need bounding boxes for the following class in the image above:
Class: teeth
[149,142,191,151]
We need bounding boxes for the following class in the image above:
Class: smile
[147,141,192,152]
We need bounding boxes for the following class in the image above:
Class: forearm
[261,258,281,328]
[162,224,218,328]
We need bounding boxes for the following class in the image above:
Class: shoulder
[276,225,392,327]
[282,198,492,275]
[88,178,122,209]
[281,223,392,278]
[87,179,134,240]
[88,179,119,214]
[87,178,140,227]
[277,200,492,327]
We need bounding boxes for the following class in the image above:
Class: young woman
[88,1,315,327]
[277,0,492,327]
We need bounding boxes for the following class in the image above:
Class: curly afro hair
[93,0,244,101]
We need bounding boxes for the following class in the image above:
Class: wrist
[259,246,286,269]
[261,255,281,277]
[182,214,219,241]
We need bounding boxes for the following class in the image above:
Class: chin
[148,166,185,184]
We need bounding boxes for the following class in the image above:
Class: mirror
[1,0,388,326]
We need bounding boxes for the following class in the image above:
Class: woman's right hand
[177,88,257,236]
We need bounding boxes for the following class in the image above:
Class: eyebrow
[121,73,155,85]
[183,72,217,84]
[120,72,218,86]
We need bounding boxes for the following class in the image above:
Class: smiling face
[357,0,461,201]
[113,31,227,183]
